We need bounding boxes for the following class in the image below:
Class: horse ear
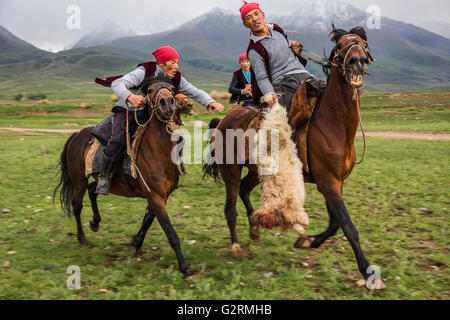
[329,24,347,43]
[330,23,338,38]
[349,26,367,41]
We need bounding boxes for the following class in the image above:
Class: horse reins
[296,47,338,69]
[125,100,153,194]
[125,85,185,194]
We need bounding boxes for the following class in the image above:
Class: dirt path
[356,132,450,140]
[0,127,449,140]
[0,127,79,133]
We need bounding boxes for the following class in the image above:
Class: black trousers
[105,109,127,159]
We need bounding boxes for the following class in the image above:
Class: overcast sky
[0,0,448,52]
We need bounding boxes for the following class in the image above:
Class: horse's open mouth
[350,74,363,88]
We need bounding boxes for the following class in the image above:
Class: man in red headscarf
[239,2,326,111]
[94,46,224,194]
[228,53,253,106]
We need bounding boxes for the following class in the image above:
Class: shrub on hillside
[210,90,231,100]
[27,93,47,100]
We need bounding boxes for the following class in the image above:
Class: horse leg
[294,202,340,248]
[330,196,385,286]
[72,185,89,246]
[88,182,101,232]
[220,164,247,258]
[239,169,261,242]
[131,205,156,257]
[151,196,194,277]
[318,182,379,282]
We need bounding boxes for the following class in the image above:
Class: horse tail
[53,132,77,218]
[202,118,222,182]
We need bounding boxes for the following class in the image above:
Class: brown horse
[53,81,195,277]
[204,26,384,285]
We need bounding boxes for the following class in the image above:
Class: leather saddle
[288,77,327,173]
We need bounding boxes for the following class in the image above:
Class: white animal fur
[254,97,309,229]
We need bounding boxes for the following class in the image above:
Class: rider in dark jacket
[228,53,254,106]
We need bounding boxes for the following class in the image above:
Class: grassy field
[0,89,448,133]
[0,88,449,300]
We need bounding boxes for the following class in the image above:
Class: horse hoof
[361,279,387,290]
[232,244,249,259]
[249,226,261,242]
[183,269,198,280]
[89,221,99,232]
[294,236,315,249]
[181,263,197,279]
[78,238,90,247]
[134,249,144,258]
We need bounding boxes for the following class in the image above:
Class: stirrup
[96,176,111,195]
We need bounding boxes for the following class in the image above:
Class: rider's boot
[96,151,116,195]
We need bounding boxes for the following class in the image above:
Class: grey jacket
[111,65,215,110]
[248,24,311,96]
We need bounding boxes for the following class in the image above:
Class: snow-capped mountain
[66,21,142,50]
[271,0,367,33]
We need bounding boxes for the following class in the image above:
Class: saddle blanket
[85,138,137,179]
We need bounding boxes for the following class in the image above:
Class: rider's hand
[263,93,278,107]
[127,94,146,108]
[241,86,252,95]
[289,40,303,55]
[208,102,225,114]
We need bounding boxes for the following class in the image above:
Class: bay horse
[204,26,385,286]
[53,80,195,277]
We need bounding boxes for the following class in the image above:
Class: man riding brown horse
[204,8,383,285]
[94,46,225,195]
[240,1,327,111]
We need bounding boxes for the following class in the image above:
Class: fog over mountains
[1,0,449,91]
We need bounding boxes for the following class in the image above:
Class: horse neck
[141,116,174,158]
[320,65,360,138]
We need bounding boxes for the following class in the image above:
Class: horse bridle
[133,82,177,128]
[332,34,375,164]
[332,34,375,83]
[146,82,177,120]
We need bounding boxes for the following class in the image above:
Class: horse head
[329,24,375,88]
[146,80,177,121]
[175,93,194,115]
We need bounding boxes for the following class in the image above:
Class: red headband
[239,1,261,22]
[152,46,179,64]
[239,53,248,62]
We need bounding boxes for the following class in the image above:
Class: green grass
[0,90,449,299]
[0,128,448,299]
[0,90,449,133]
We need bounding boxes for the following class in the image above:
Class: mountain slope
[1,0,449,92]
[67,22,141,50]
[0,25,50,64]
